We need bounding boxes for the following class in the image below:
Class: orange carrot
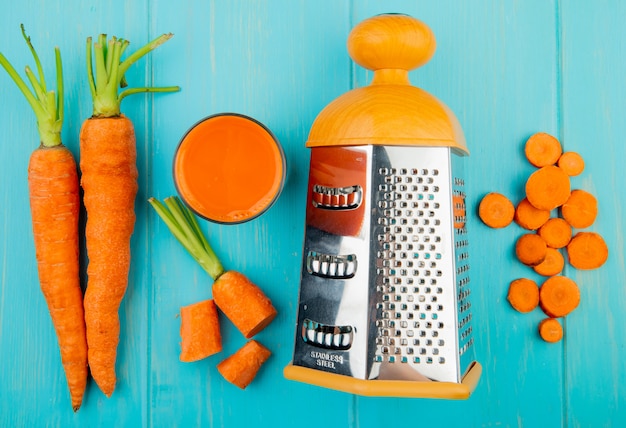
[537,217,572,249]
[538,318,563,343]
[507,278,539,313]
[557,151,585,176]
[0,27,88,411]
[533,247,565,277]
[524,132,562,167]
[525,165,571,211]
[539,276,580,318]
[217,340,271,389]
[566,232,609,270]
[514,197,550,230]
[561,189,598,229]
[81,34,179,397]
[515,233,547,266]
[478,192,515,228]
[180,299,222,362]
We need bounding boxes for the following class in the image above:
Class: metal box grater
[284,14,481,398]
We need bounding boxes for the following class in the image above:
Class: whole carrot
[0,26,87,411]
[81,33,179,397]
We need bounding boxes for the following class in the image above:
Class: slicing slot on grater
[301,318,354,350]
[306,251,357,279]
[312,184,362,210]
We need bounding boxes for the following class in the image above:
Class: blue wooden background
[1,1,624,427]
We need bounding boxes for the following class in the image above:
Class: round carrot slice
[557,151,585,176]
[567,232,609,270]
[533,247,565,277]
[524,133,562,167]
[561,189,598,229]
[538,217,572,249]
[515,233,548,266]
[478,192,515,228]
[525,165,571,211]
[507,278,540,313]
[539,276,580,318]
[514,198,550,230]
[538,318,563,343]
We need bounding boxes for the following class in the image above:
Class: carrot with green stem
[149,196,277,339]
[81,33,180,397]
[0,25,87,411]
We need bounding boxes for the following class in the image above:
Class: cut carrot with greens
[0,26,88,412]
[514,198,550,230]
[561,189,598,229]
[81,33,180,397]
[533,247,565,277]
[539,276,580,318]
[538,318,563,343]
[478,192,515,228]
[180,299,222,362]
[567,232,609,270]
[149,196,277,338]
[515,233,548,266]
[524,132,562,167]
[507,278,539,313]
[538,217,572,249]
[557,151,585,176]
[217,340,271,389]
[525,165,571,211]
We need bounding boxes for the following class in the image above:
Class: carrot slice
[539,276,580,318]
[515,233,548,266]
[217,340,271,389]
[538,217,572,249]
[524,132,562,167]
[561,189,598,229]
[538,318,563,343]
[507,278,540,313]
[478,192,515,228]
[180,299,222,362]
[514,198,550,230]
[567,232,609,270]
[533,247,565,277]
[525,165,571,211]
[557,151,585,176]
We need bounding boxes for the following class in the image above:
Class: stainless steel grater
[284,14,481,398]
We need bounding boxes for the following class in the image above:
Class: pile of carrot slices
[479,132,608,343]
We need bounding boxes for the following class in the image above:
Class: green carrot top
[0,25,64,148]
[86,33,180,118]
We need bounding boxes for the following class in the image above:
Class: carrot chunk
[561,189,598,229]
[538,217,572,249]
[514,198,551,230]
[180,299,222,362]
[478,192,515,228]
[538,318,563,343]
[557,151,585,176]
[525,165,571,211]
[539,276,580,318]
[507,278,540,313]
[515,233,548,266]
[533,247,565,277]
[524,132,562,167]
[217,340,271,389]
[566,232,609,270]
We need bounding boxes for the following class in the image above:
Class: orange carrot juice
[174,113,285,223]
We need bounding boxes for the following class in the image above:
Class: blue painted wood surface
[1,1,624,426]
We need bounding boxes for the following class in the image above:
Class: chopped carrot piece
[478,192,515,228]
[561,189,598,229]
[217,340,271,389]
[538,217,572,249]
[514,198,550,230]
[557,151,585,176]
[539,276,580,318]
[533,247,565,277]
[524,132,562,167]
[525,165,571,211]
[515,233,548,266]
[507,278,540,313]
[538,318,563,343]
[180,299,222,362]
[567,232,609,270]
